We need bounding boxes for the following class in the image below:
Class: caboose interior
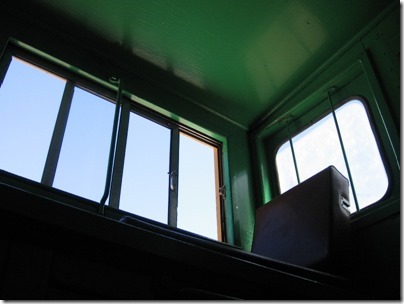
[0,0,400,300]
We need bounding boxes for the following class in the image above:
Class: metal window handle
[219,185,226,200]
[169,171,177,191]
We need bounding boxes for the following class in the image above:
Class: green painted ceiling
[37,0,393,128]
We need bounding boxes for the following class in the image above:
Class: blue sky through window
[53,87,115,201]
[0,57,65,181]
[178,133,219,239]
[119,112,171,224]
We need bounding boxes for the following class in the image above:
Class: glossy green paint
[37,0,393,128]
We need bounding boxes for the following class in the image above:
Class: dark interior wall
[360,5,400,131]
[0,183,375,300]
[351,211,400,299]
[348,6,400,298]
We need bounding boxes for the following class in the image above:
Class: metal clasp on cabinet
[340,196,350,212]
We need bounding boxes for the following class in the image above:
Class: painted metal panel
[36,0,395,127]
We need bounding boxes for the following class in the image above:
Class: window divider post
[108,98,131,209]
[327,89,360,211]
[99,79,123,215]
[286,120,300,184]
[0,50,11,88]
[168,127,179,227]
[41,80,75,186]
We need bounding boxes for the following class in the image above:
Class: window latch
[340,196,350,212]
[219,185,226,200]
[168,171,177,192]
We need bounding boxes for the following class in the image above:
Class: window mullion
[168,126,179,227]
[327,90,359,211]
[215,147,226,242]
[108,98,131,209]
[0,52,11,88]
[41,80,75,186]
[286,121,300,184]
[99,80,123,214]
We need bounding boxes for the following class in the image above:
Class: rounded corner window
[274,98,389,213]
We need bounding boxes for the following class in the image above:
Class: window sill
[350,195,400,231]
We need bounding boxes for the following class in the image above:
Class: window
[0,57,66,182]
[276,99,388,213]
[118,112,171,224]
[0,49,225,241]
[52,86,115,201]
[0,56,116,201]
[178,132,221,240]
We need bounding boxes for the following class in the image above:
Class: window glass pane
[277,113,354,204]
[53,87,115,201]
[292,113,355,206]
[276,141,299,193]
[0,57,65,181]
[293,114,349,183]
[336,100,388,209]
[178,133,219,240]
[119,113,170,224]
